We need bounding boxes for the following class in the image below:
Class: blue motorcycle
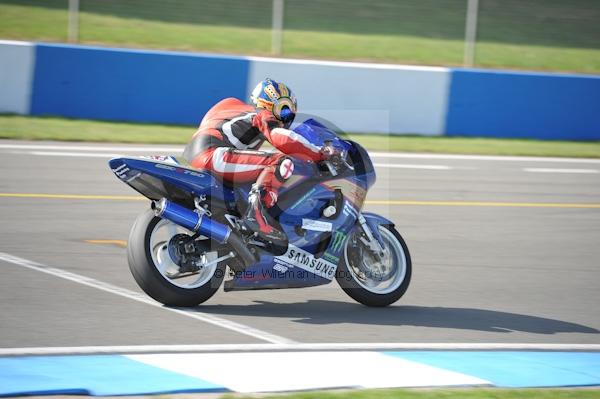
[109,118,411,307]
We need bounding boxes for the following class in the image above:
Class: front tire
[336,224,411,307]
[127,208,226,307]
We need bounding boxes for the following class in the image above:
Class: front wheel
[127,208,226,307]
[336,224,411,307]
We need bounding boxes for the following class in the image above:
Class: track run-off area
[0,140,599,394]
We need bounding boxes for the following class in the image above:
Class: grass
[0,115,194,144]
[221,388,600,399]
[1,115,599,159]
[1,1,599,73]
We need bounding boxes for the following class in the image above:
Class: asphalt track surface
[1,140,599,348]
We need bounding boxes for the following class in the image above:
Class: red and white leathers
[183,98,325,235]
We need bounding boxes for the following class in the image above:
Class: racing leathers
[183,98,325,242]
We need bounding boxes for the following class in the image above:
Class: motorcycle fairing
[293,118,353,152]
[225,175,360,291]
[224,247,334,291]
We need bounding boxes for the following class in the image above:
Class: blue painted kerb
[386,351,600,388]
[31,43,250,125]
[0,355,225,396]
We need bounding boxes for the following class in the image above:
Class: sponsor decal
[302,219,333,232]
[323,253,340,263]
[279,159,294,180]
[182,169,206,178]
[343,202,358,218]
[155,163,176,171]
[274,245,337,280]
[330,231,347,253]
[112,164,130,180]
[144,155,179,164]
[321,231,347,264]
[153,164,207,179]
[273,264,289,273]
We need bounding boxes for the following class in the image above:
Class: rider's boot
[243,185,287,243]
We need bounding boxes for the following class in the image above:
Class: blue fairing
[293,118,353,152]
[362,212,394,227]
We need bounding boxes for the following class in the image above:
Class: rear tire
[127,208,225,307]
[336,224,411,307]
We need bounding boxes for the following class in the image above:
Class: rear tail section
[109,156,234,204]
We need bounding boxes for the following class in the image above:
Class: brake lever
[323,160,338,177]
[340,150,354,171]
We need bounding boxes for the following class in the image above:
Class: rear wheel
[127,208,226,306]
[336,224,411,307]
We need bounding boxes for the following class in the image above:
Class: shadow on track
[192,301,599,335]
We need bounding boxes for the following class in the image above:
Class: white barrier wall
[248,57,451,135]
[0,41,35,114]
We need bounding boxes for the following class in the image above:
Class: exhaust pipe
[152,198,256,270]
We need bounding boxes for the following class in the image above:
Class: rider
[183,78,329,243]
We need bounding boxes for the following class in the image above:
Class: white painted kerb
[0,40,35,114]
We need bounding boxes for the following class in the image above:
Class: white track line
[17,151,452,169]
[0,252,295,345]
[524,168,600,174]
[1,343,599,356]
[28,151,122,158]
[374,163,451,170]
[0,144,183,153]
[370,152,600,164]
[2,143,599,164]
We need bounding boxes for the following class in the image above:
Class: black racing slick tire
[336,224,412,307]
[127,208,225,307]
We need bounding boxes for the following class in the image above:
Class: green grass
[2,115,599,158]
[0,115,194,144]
[221,388,600,399]
[1,0,599,73]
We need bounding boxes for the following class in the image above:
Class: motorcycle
[109,118,411,307]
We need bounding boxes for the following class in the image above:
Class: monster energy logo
[330,231,347,252]
[323,253,339,263]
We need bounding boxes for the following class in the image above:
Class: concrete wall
[248,57,451,135]
[1,40,599,140]
[31,43,249,125]
[0,41,35,114]
[446,69,600,141]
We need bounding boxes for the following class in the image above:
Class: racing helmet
[250,78,297,128]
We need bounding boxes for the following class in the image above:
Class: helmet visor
[280,106,295,129]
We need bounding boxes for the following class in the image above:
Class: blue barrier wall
[31,43,249,125]
[445,69,600,140]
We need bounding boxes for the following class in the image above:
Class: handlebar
[318,148,354,177]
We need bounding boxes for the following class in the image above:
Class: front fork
[357,214,386,258]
